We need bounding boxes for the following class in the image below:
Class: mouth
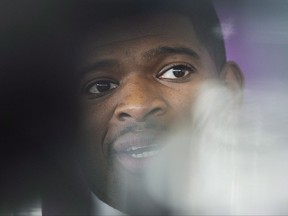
[125,145,160,158]
[123,144,160,158]
[109,132,163,172]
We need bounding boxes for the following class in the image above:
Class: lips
[109,131,163,172]
[125,145,160,158]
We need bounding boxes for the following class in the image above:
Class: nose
[114,75,168,122]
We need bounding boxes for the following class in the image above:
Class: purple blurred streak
[214,0,288,87]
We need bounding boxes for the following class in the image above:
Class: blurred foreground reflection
[111,81,288,215]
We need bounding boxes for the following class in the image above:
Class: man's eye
[85,80,119,95]
[158,64,194,80]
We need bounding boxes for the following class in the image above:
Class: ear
[219,61,244,91]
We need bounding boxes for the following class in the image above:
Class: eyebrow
[79,59,119,77]
[143,46,200,60]
[78,46,200,77]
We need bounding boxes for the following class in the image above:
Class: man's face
[77,12,219,208]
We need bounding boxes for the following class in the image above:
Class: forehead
[75,12,215,71]
[78,12,202,54]
[86,13,194,46]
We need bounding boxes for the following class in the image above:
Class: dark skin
[77,12,243,211]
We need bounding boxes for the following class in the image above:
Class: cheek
[164,91,194,127]
[81,102,115,151]
[167,80,205,122]
[80,103,115,175]
[83,101,112,128]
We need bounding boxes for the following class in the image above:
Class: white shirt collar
[91,192,126,216]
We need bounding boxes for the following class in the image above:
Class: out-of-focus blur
[143,80,288,215]
[142,1,288,214]
[111,0,288,214]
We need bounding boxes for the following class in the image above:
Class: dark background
[0,0,90,213]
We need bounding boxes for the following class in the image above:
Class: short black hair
[66,0,226,72]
